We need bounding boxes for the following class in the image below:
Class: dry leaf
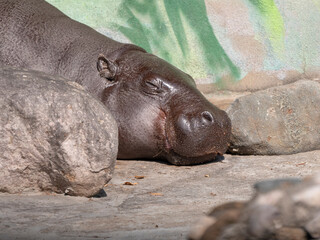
[205,175,209,178]
[135,176,145,179]
[123,182,138,185]
[210,192,217,197]
[150,192,163,196]
[296,162,306,166]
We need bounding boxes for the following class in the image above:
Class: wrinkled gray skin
[0,0,231,165]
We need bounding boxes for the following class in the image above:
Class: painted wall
[46,0,320,91]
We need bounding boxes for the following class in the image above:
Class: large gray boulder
[227,80,320,155]
[0,67,118,197]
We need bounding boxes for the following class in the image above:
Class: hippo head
[97,45,231,165]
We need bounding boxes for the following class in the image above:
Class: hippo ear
[97,54,118,81]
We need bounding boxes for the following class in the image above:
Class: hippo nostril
[201,111,214,124]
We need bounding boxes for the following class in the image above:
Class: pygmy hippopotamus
[0,0,231,165]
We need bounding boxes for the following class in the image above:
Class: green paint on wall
[312,0,320,11]
[163,1,189,57]
[45,0,115,29]
[111,1,173,63]
[248,0,285,55]
[163,0,240,80]
[115,4,153,54]
[114,0,240,83]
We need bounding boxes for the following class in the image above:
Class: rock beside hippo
[0,67,118,197]
[189,174,320,240]
[227,80,320,155]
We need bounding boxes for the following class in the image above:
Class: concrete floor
[1,150,320,240]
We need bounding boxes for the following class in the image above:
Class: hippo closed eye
[0,0,231,165]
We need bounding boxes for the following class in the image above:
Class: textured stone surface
[0,67,118,197]
[227,80,320,155]
[1,151,319,240]
[189,173,320,240]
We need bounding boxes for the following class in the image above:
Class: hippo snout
[176,111,216,135]
[165,106,231,165]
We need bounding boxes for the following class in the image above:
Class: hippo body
[0,0,231,165]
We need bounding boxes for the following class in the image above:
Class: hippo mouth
[164,149,220,166]
[163,133,221,166]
